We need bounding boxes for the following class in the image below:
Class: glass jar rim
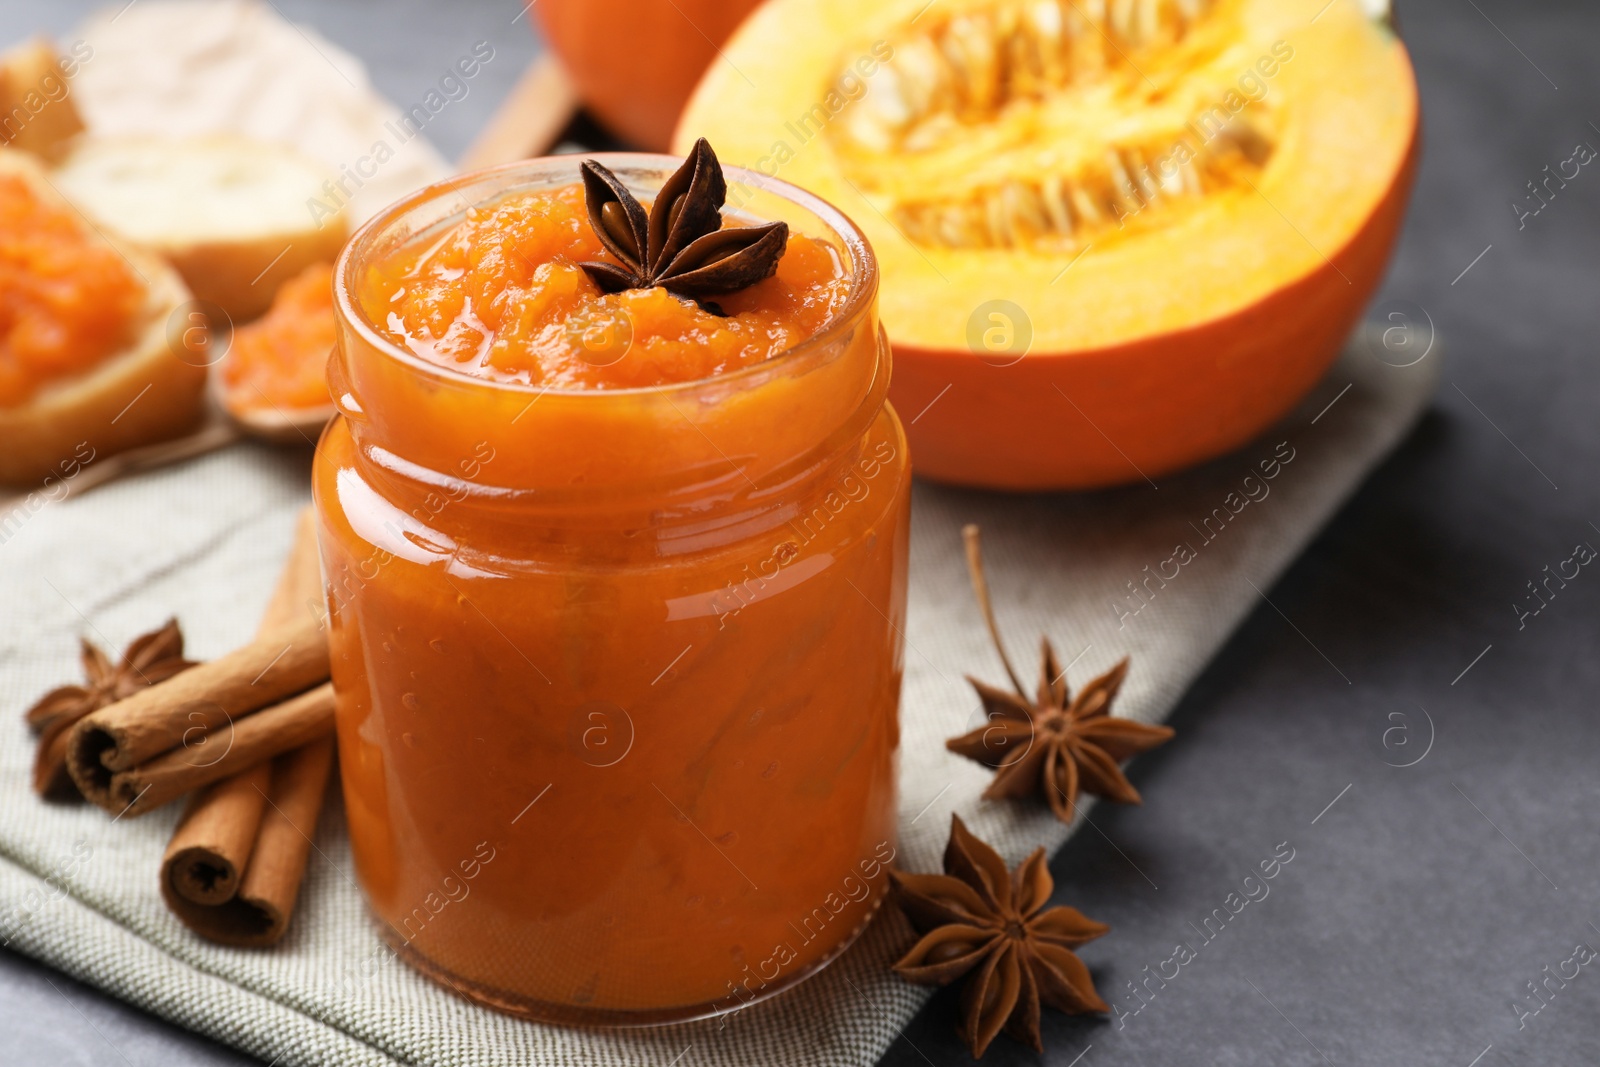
[333,152,880,401]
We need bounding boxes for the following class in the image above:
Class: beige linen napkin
[0,334,1438,1066]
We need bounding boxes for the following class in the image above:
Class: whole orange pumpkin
[534,0,764,150]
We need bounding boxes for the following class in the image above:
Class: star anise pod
[891,814,1109,1058]
[24,619,196,799]
[947,526,1173,824]
[577,137,787,304]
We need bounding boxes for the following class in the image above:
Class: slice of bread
[0,38,86,162]
[0,148,206,485]
[54,135,348,323]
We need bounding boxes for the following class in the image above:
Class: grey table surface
[3,0,1597,1064]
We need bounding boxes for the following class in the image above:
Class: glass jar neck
[329,311,890,543]
[329,152,885,548]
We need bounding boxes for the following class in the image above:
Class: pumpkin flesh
[678,0,1418,488]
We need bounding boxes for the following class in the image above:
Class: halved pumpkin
[678,0,1418,489]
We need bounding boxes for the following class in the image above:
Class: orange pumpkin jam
[315,161,908,1022]
[221,261,336,412]
[0,175,143,407]
[364,183,851,389]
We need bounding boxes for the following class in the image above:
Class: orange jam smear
[366,183,852,389]
[221,261,336,412]
[0,175,143,407]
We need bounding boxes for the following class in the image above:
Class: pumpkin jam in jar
[314,155,909,1024]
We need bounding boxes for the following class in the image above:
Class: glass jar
[313,155,910,1025]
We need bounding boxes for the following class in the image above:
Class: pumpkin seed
[888,114,1275,249]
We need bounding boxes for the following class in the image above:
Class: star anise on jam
[24,619,195,799]
[947,526,1173,824]
[891,814,1109,1058]
[577,137,787,305]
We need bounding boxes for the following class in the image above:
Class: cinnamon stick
[67,509,330,811]
[162,506,336,944]
[160,737,335,946]
[32,720,81,798]
[27,621,197,801]
[162,763,271,905]
[160,518,313,906]
[110,682,334,815]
